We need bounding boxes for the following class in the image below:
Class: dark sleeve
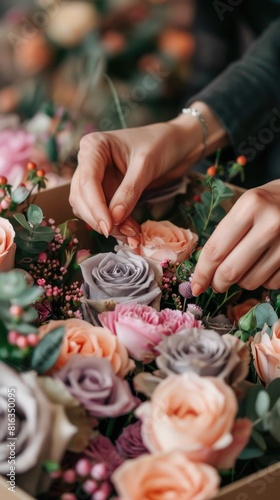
[188,18,280,149]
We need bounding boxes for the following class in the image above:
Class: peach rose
[39,318,135,378]
[227,299,259,324]
[112,450,220,500]
[136,373,238,458]
[0,217,16,271]
[251,320,280,385]
[128,220,198,264]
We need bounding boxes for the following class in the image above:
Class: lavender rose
[156,328,250,384]
[80,250,161,317]
[56,355,136,418]
[0,363,76,496]
[116,420,148,459]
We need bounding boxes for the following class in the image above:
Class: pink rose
[39,318,135,378]
[0,217,16,271]
[127,220,198,264]
[99,303,201,362]
[0,129,34,185]
[136,373,238,459]
[251,320,280,384]
[112,450,220,500]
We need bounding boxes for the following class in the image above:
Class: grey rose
[80,250,161,318]
[0,363,76,496]
[56,355,136,418]
[156,328,250,384]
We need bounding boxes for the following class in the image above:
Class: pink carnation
[99,303,201,362]
[0,129,34,185]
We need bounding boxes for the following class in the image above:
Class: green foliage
[192,177,234,245]
[13,205,55,254]
[238,303,278,336]
[31,326,65,373]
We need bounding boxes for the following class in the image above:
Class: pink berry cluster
[50,458,113,500]
[160,259,184,309]
[7,305,39,350]
[28,220,84,321]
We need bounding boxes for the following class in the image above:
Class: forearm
[187,19,280,149]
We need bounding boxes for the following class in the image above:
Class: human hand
[69,121,200,239]
[192,180,280,294]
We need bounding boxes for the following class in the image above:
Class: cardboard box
[1,178,279,499]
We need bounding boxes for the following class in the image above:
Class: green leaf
[11,286,43,308]
[238,306,257,333]
[255,391,270,418]
[0,318,7,335]
[11,186,29,204]
[267,379,280,408]
[27,204,43,226]
[243,385,265,420]
[269,398,280,441]
[6,322,38,334]
[43,460,60,473]
[31,326,65,373]
[239,429,267,459]
[0,271,26,300]
[254,303,278,331]
[58,219,77,238]
[13,213,31,232]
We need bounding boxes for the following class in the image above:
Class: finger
[238,244,280,290]
[71,134,114,233]
[210,225,279,293]
[109,157,152,225]
[191,206,252,296]
[262,268,280,290]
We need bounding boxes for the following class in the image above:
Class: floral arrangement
[1,156,280,500]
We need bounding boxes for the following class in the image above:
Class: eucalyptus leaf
[11,286,43,308]
[31,326,65,373]
[243,385,265,421]
[254,303,278,331]
[13,213,31,232]
[268,398,280,442]
[0,271,26,299]
[27,204,43,226]
[267,379,280,408]
[11,186,29,204]
[6,322,38,334]
[255,391,270,418]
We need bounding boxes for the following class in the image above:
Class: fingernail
[111,204,126,225]
[98,220,109,238]
[127,236,141,248]
[191,283,204,297]
[119,225,136,237]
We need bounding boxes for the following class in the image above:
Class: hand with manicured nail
[69,103,226,238]
[192,180,280,295]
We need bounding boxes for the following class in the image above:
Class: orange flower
[129,220,198,264]
[112,450,219,500]
[227,298,259,324]
[39,318,135,378]
[136,373,238,457]
[251,320,280,385]
[0,217,16,272]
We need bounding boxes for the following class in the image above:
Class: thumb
[109,160,149,225]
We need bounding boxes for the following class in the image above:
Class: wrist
[169,101,229,165]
